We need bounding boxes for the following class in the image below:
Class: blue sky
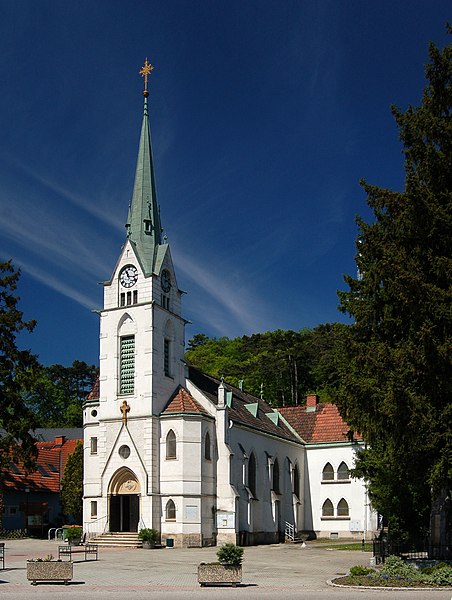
[0,1,449,367]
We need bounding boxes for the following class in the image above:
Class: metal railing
[373,538,451,563]
[285,521,295,542]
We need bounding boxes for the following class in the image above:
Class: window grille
[164,339,170,376]
[120,335,135,394]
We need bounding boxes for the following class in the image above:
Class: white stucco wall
[304,442,377,539]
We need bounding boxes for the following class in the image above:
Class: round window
[118,445,130,459]
[91,409,98,418]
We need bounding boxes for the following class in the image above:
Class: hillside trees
[185,323,350,405]
[334,33,452,541]
[24,361,98,427]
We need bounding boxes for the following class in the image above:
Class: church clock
[119,265,138,288]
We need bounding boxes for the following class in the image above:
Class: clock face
[161,269,171,293]
[119,265,138,288]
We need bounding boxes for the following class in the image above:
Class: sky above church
[0,1,449,367]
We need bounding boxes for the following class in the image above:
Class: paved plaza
[0,538,450,600]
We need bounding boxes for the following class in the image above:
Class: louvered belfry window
[120,335,135,394]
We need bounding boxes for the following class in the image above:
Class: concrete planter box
[198,563,242,586]
[27,561,73,585]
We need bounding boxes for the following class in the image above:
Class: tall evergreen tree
[334,31,452,541]
[60,441,83,523]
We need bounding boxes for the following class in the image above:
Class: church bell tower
[83,60,187,534]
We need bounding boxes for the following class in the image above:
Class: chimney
[306,394,319,407]
[218,380,226,408]
[54,435,65,447]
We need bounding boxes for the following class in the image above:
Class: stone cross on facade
[120,400,130,425]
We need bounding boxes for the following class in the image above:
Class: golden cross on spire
[139,58,154,97]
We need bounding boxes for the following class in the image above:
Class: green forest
[184,325,350,405]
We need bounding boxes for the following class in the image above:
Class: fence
[373,537,451,564]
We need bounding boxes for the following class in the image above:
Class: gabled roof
[187,367,302,444]
[2,436,82,493]
[162,385,211,416]
[278,403,362,444]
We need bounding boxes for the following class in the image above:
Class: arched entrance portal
[108,468,140,532]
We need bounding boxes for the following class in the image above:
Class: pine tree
[335,31,452,541]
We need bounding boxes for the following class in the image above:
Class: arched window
[337,461,350,480]
[165,499,176,521]
[248,452,257,497]
[204,431,211,460]
[322,463,334,481]
[272,458,280,493]
[293,464,300,497]
[322,499,334,517]
[337,498,349,517]
[166,430,176,459]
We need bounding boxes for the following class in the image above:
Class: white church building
[82,62,377,547]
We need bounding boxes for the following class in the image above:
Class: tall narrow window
[293,464,300,497]
[204,431,211,460]
[90,437,97,455]
[166,429,176,459]
[166,499,176,521]
[248,452,257,497]
[322,499,334,517]
[337,462,350,480]
[119,335,135,394]
[164,339,170,376]
[90,501,97,518]
[322,463,334,481]
[120,293,126,307]
[337,498,349,517]
[272,458,280,493]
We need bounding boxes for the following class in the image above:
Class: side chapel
[83,61,377,547]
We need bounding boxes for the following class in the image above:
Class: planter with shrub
[198,543,244,587]
[138,528,159,549]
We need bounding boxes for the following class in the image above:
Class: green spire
[125,60,162,276]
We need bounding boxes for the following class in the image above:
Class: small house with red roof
[1,431,82,535]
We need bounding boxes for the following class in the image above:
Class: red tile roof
[2,436,82,493]
[162,386,210,415]
[279,403,361,444]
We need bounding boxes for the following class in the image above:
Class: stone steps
[91,532,142,548]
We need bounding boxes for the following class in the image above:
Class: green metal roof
[125,98,162,276]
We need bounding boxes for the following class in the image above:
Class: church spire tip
[139,58,154,98]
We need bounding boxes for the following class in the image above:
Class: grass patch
[320,542,373,552]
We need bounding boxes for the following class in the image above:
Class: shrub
[349,565,375,576]
[216,543,244,566]
[65,526,82,542]
[138,528,159,542]
[422,564,452,586]
[380,555,420,581]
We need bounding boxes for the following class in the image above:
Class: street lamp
[24,487,30,535]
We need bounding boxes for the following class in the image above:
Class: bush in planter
[138,528,159,543]
[216,543,244,566]
[65,526,82,544]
